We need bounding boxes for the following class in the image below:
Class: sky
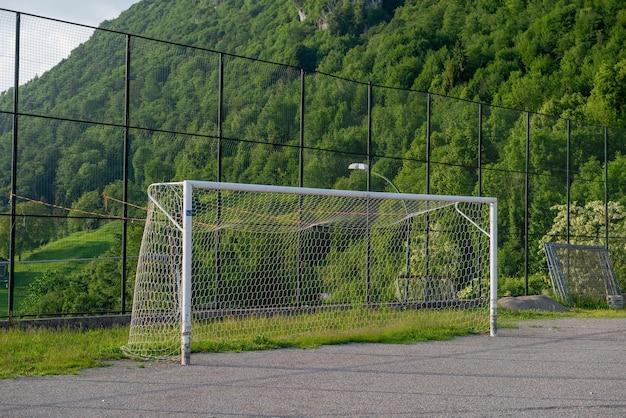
[1,0,141,91]
[0,0,141,26]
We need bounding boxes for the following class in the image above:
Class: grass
[498,305,626,321]
[0,325,128,379]
[3,307,626,379]
[191,312,475,353]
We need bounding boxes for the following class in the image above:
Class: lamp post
[348,163,401,193]
[348,163,412,301]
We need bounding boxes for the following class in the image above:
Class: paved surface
[2,317,626,417]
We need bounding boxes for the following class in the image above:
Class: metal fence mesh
[0,10,625,318]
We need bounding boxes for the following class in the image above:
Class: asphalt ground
[2,317,626,417]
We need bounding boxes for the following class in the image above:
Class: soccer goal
[123,181,498,365]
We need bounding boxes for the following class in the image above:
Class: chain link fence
[1,10,625,318]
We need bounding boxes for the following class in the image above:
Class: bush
[498,273,551,297]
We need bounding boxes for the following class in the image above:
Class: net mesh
[123,182,494,360]
[544,242,622,307]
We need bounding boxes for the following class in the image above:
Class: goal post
[123,180,498,365]
[181,181,193,365]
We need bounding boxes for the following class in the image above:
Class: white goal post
[123,180,498,365]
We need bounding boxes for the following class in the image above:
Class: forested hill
[3,0,626,129]
[0,0,624,208]
[0,0,625,298]
[99,0,626,127]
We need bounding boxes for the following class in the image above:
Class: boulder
[498,295,569,312]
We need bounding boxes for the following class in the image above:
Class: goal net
[123,181,498,364]
[543,242,623,308]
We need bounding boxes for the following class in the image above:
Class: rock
[498,295,569,312]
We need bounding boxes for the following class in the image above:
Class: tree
[585,59,626,127]
[9,202,56,260]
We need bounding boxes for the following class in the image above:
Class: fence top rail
[150,181,497,205]
[544,242,608,251]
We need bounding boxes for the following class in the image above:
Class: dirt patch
[498,295,569,312]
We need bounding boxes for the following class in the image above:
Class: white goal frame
[133,180,498,365]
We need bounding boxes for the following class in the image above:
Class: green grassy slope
[0,222,120,315]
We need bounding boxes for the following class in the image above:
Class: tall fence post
[426,93,431,195]
[121,34,131,314]
[425,93,432,279]
[297,68,305,306]
[214,53,224,308]
[478,103,483,197]
[365,81,372,305]
[366,82,372,191]
[524,112,530,295]
[604,127,609,248]
[217,53,224,182]
[566,119,571,245]
[8,13,21,318]
[299,68,305,187]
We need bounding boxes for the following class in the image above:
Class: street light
[348,163,401,194]
[348,163,412,302]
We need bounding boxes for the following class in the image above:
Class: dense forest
[3,0,626,314]
[98,0,626,125]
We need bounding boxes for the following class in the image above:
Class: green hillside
[102,0,626,122]
[0,221,121,314]
[2,0,626,315]
[1,0,623,209]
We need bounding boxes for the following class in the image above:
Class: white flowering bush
[542,200,626,296]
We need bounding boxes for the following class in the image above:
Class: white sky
[0,0,140,28]
[0,0,141,91]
